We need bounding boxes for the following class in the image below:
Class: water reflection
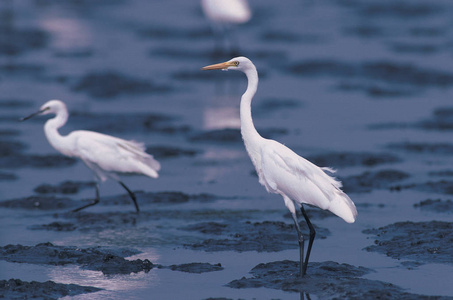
[48,250,161,298]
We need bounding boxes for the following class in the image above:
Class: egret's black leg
[119,181,139,213]
[301,205,316,276]
[71,183,100,213]
[290,212,304,277]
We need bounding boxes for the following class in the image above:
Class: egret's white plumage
[202,57,357,276]
[21,100,161,213]
[201,0,251,25]
[201,0,251,54]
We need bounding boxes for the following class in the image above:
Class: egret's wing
[260,141,357,222]
[73,131,160,178]
[260,141,342,202]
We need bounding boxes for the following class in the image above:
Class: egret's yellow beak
[201,61,235,70]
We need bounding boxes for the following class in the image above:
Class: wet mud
[391,180,453,195]
[189,128,287,143]
[375,107,453,131]
[72,71,172,99]
[182,220,329,252]
[66,111,187,135]
[363,221,453,265]
[166,262,223,273]
[413,199,453,213]
[28,222,78,232]
[0,171,17,181]
[0,191,220,211]
[34,180,96,195]
[227,260,446,299]
[0,153,77,169]
[3,0,453,298]
[387,142,453,154]
[307,151,401,168]
[0,195,77,210]
[0,242,153,275]
[285,60,453,89]
[341,169,410,193]
[0,243,223,276]
[0,27,48,56]
[146,145,202,159]
[0,278,101,300]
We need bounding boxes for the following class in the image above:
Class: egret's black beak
[20,108,47,122]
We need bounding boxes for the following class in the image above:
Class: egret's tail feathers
[119,140,161,177]
[328,192,357,223]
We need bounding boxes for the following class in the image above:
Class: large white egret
[20,100,161,213]
[201,0,251,54]
[202,57,357,276]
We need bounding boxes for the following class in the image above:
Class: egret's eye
[234,61,239,66]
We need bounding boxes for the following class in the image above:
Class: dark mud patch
[0,98,34,109]
[98,191,221,208]
[189,128,287,143]
[343,24,390,39]
[260,30,321,44]
[415,107,453,131]
[138,25,211,40]
[286,59,453,88]
[72,71,172,99]
[390,180,453,194]
[0,63,45,77]
[150,47,213,60]
[182,221,329,252]
[227,260,442,298]
[69,111,190,135]
[0,153,77,169]
[166,262,223,273]
[0,243,153,275]
[28,222,78,232]
[0,171,17,181]
[253,98,302,115]
[0,195,77,210]
[337,82,414,97]
[172,69,247,81]
[0,129,20,137]
[389,42,440,55]
[307,151,401,168]
[34,180,96,195]
[146,145,202,159]
[341,169,410,193]
[355,2,441,19]
[0,27,48,56]
[0,278,101,300]
[363,221,453,265]
[429,170,453,177]
[61,209,262,232]
[413,199,453,213]
[387,142,453,154]
[282,207,338,222]
[0,140,27,156]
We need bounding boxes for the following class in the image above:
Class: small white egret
[202,57,357,276]
[20,100,161,213]
[201,0,251,54]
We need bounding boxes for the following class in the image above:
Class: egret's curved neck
[43,108,70,154]
[240,67,263,151]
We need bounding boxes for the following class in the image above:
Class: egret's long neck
[43,108,71,155]
[240,67,263,154]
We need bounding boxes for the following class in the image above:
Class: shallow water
[1,0,453,299]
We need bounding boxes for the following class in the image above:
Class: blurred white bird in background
[201,0,251,55]
[202,57,357,277]
[21,100,161,213]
